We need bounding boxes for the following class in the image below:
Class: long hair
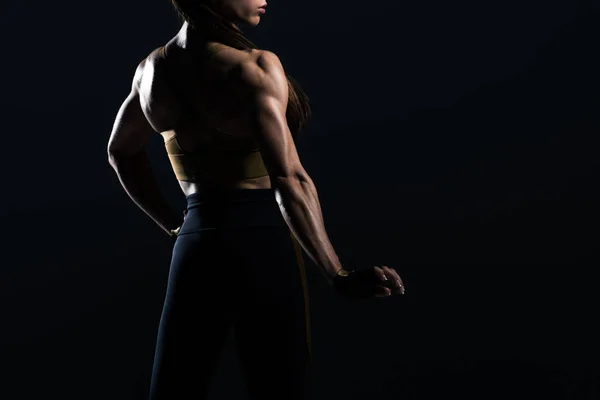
[170,0,312,137]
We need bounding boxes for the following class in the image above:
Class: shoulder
[131,47,169,91]
[131,47,178,131]
[245,49,284,77]
[235,49,287,94]
[254,49,283,71]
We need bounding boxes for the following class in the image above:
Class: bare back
[139,38,273,196]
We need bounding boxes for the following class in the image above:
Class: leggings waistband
[179,188,284,232]
[185,188,276,210]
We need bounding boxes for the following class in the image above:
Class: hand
[169,226,181,237]
[332,265,405,300]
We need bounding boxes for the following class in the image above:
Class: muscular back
[137,39,273,192]
[108,32,347,285]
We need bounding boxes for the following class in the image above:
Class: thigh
[149,231,234,400]
[230,227,313,400]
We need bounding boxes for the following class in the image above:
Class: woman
[107,1,405,399]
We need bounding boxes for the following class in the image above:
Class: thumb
[374,285,391,297]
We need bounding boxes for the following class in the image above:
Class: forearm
[108,149,182,236]
[273,175,343,285]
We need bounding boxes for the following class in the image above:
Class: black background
[1,0,599,398]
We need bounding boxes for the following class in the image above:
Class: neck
[177,18,243,48]
[177,22,208,50]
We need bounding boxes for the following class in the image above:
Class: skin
[107,0,404,296]
[107,0,272,239]
[109,1,272,195]
[208,0,268,28]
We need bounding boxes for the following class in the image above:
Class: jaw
[247,15,261,27]
[223,4,263,28]
[232,12,262,28]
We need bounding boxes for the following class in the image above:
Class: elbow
[271,168,311,187]
[271,172,314,198]
[107,142,118,164]
[107,148,121,167]
[293,169,311,183]
[107,148,128,168]
[107,145,144,166]
[107,150,116,167]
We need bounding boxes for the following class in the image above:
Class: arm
[107,61,182,237]
[241,51,343,286]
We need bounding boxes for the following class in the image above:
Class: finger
[381,266,399,287]
[382,266,398,281]
[397,276,405,294]
[374,286,392,298]
[383,266,405,294]
[374,266,388,283]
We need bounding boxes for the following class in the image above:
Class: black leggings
[149,188,313,400]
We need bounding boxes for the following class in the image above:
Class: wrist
[328,267,348,286]
[334,268,349,277]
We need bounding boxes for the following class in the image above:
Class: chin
[246,15,261,27]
